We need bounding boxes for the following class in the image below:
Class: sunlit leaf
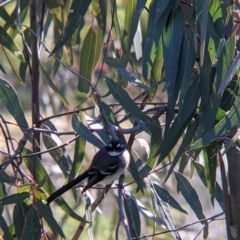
[0,27,24,62]
[78,27,98,93]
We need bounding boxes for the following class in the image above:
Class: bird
[46,139,130,205]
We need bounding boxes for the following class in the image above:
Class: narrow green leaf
[203,146,217,202]
[0,183,5,214]
[106,77,151,124]
[104,57,127,68]
[218,50,240,94]
[0,171,18,184]
[43,0,63,14]
[68,137,86,202]
[0,216,12,240]
[13,202,29,240]
[52,0,91,54]
[154,184,187,214]
[199,0,210,67]
[163,6,184,132]
[37,200,65,238]
[190,90,240,150]
[0,64,6,74]
[123,0,146,54]
[124,193,141,238]
[128,158,146,193]
[198,32,235,136]
[156,80,200,163]
[22,148,87,222]
[72,113,104,149]
[22,207,41,240]
[178,36,196,118]
[175,172,206,224]
[149,173,182,239]
[150,35,163,102]
[115,68,148,90]
[151,185,181,240]
[40,65,69,107]
[164,120,198,183]
[0,8,15,25]
[71,137,85,180]
[0,192,29,205]
[126,193,164,226]
[142,0,171,81]
[43,134,70,176]
[0,27,24,62]
[0,78,29,132]
[78,27,97,93]
[193,162,224,210]
[147,120,162,168]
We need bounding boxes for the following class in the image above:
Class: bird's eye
[108,143,112,147]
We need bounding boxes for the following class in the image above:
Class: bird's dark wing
[46,171,89,205]
[82,152,121,193]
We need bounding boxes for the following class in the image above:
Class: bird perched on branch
[46,139,130,205]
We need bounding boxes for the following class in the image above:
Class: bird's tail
[46,171,88,205]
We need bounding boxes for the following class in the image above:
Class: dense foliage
[0,0,240,239]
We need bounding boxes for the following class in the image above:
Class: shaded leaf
[22,207,41,240]
[37,200,65,238]
[22,148,87,222]
[142,0,171,82]
[0,216,12,240]
[106,77,151,124]
[0,172,18,184]
[154,184,188,214]
[43,134,70,176]
[13,202,29,240]
[68,137,86,202]
[0,192,29,205]
[104,57,127,68]
[163,6,184,132]
[156,80,200,163]
[190,90,240,150]
[44,0,63,14]
[193,162,224,210]
[40,65,69,108]
[72,113,104,149]
[126,193,165,226]
[52,0,91,54]
[0,78,29,132]
[124,193,141,238]
[203,146,217,203]
[164,120,198,183]
[147,120,162,168]
[115,68,148,90]
[175,172,206,224]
